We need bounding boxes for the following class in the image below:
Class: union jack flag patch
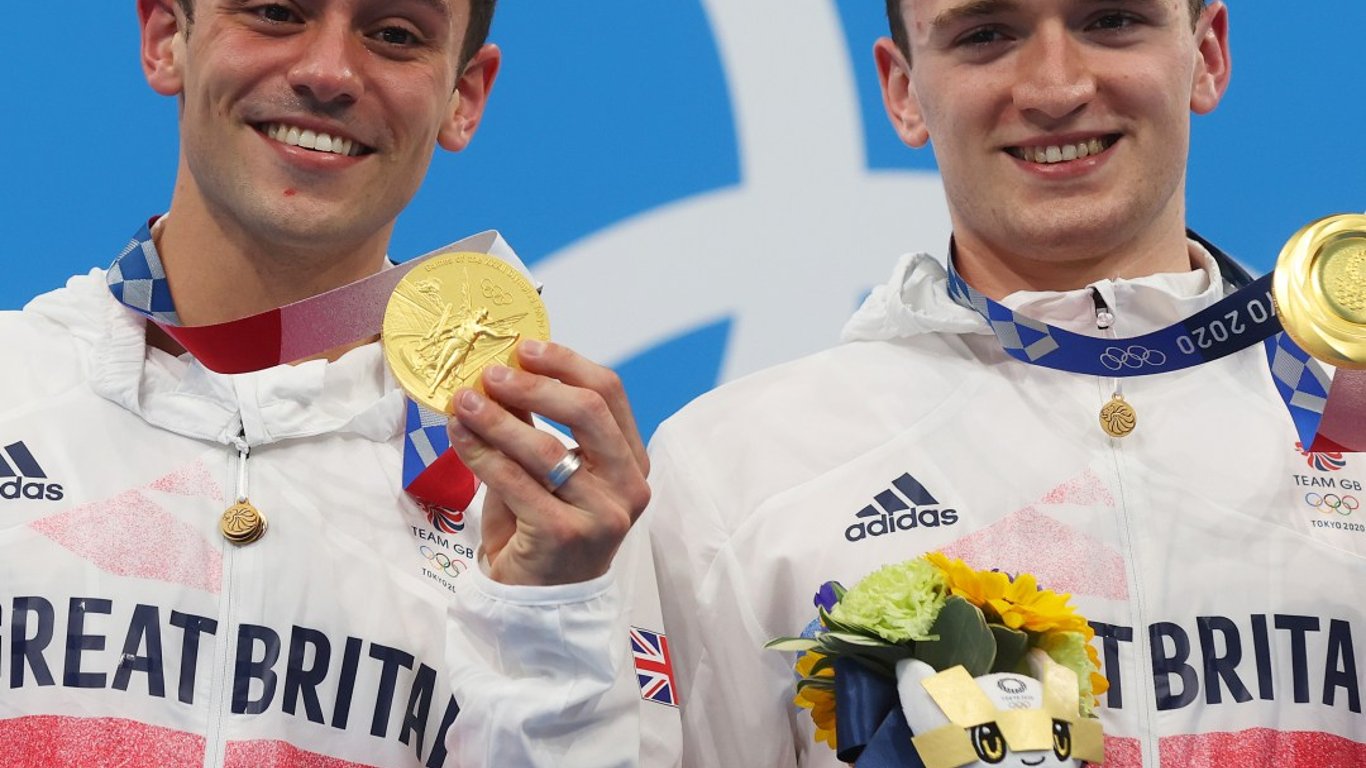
[630,626,678,707]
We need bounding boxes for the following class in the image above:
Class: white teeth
[1012,137,1112,164]
[260,122,364,156]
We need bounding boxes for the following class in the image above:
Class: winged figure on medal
[387,267,527,401]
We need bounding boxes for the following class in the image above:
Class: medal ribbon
[944,237,1352,452]
[831,658,923,767]
[107,218,535,513]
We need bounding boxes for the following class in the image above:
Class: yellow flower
[927,553,1110,710]
[1086,641,1111,702]
[927,553,1090,635]
[793,651,838,750]
[927,552,1010,607]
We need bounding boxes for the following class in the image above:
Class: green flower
[829,559,947,643]
[1039,631,1099,716]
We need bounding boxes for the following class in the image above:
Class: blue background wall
[2,2,1361,439]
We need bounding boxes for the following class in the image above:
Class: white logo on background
[536,0,951,384]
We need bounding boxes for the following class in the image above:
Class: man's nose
[287,20,364,106]
[1010,24,1096,121]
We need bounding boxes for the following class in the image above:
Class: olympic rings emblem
[1100,345,1168,371]
[420,545,467,577]
[1305,493,1360,516]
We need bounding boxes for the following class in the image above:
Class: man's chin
[999,199,1144,255]
[234,201,384,254]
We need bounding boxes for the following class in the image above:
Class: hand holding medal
[382,251,650,587]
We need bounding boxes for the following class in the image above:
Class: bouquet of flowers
[767,553,1107,767]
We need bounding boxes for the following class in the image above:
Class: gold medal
[220,501,267,545]
[382,252,550,413]
[1100,394,1136,438]
[1272,214,1366,370]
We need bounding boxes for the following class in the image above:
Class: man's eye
[256,4,297,23]
[1089,11,1139,31]
[375,26,420,46]
[956,27,1009,47]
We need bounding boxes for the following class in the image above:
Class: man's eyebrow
[1078,0,1167,11]
[931,0,1166,33]
[930,0,1021,34]
[385,0,453,22]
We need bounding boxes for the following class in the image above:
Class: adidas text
[845,507,958,542]
[0,477,64,502]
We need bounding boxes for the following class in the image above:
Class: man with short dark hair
[649,1,1366,765]
[0,1,679,765]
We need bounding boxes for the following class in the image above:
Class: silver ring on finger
[545,448,584,494]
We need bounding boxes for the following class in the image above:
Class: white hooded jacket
[647,242,1366,768]
[0,271,682,767]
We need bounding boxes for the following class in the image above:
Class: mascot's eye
[970,722,1007,764]
[1052,720,1073,760]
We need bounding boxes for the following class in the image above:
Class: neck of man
[950,206,1196,302]
[147,185,392,363]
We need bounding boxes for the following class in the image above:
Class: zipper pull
[1091,287,1115,330]
[220,435,268,545]
[1090,288,1136,437]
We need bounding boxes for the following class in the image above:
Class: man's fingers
[447,411,565,528]
[479,364,645,495]
[451,386,646,517]
[447,399,635,576]
[515,340,649,474]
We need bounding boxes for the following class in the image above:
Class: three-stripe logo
[844,472,957,543]
[0,441,64,501]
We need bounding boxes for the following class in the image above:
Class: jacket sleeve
[440,519,680,767]
[645,421,805,768]
[441,564,638,767]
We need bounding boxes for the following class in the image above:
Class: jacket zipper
[204,427,249,767]
[1092,289,1157,765]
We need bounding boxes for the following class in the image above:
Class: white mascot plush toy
[895,650,1104,768]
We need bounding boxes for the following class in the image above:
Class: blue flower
[813,581,843,613]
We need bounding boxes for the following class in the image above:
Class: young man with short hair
[649,1,1366,765]
[0,1,679,764]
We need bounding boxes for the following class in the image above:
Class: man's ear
[438,44,502,153]
[1190,1,1231,115]
[140,0,187,96]
[874,38,930,149]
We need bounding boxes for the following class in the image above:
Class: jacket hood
[842,240,1232,343]
[24,270,403,448]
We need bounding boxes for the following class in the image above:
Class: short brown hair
[174,0,497,69]
[885,0,1207,60]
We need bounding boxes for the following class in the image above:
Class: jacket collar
[842,236,1241,343]
[29,271,403,448]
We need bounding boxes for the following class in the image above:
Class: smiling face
[876,0,1230,293]
[141,0,498,254]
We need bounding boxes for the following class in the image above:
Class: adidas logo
[844,472,957,543]
[0,441,65,502]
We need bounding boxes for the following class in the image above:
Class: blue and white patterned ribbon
[945,238,1333,450]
